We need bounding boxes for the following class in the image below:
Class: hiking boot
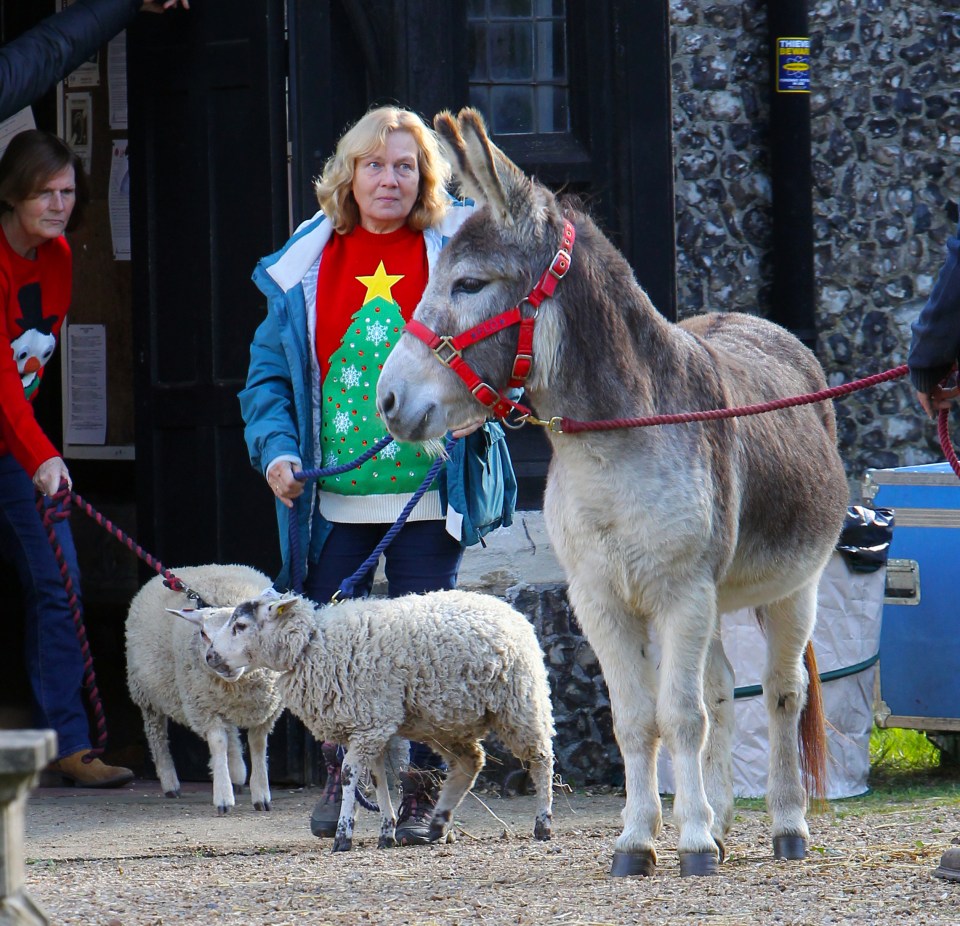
[310,742,342,838]
[46,750,134,788]
[396,769,451,846]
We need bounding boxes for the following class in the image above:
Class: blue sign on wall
[776,37,811,93]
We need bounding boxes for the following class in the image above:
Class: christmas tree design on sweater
[319,260,434,497]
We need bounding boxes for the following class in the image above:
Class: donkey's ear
[456,107,531,229]
[435,109,486,207]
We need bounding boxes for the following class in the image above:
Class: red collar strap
[403,220,576,421]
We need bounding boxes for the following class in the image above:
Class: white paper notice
[0,108,36,159]
[66,324,107,445]
[107,35,128,129]
[65,92,92,174]
[109,140,131,260]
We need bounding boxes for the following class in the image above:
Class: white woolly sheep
[200,588,556,851]
[125,564,284,815]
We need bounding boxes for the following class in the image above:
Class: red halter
[403,220,576,420]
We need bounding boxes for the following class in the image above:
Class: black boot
[396,769,451,846]
[310,742,342,838]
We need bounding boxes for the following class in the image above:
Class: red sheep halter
[403,220,576,420]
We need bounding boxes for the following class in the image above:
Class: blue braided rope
[286,434,394,594]
[286,435,457,598]
[336,437,456,600]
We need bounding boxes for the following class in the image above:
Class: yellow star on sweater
[357,261,404,306]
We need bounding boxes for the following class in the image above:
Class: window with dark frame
[467,0,570,137]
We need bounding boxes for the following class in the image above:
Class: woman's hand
[450,419,487,439]
[33,457,72,496]
[266,461,305,509]
[140,0,190,13]
[917,368,960,419]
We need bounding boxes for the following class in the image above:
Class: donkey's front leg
[657,599,720,877]
[573,596,661,877]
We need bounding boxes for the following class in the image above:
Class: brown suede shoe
[47,750,134,788]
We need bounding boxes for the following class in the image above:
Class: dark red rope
[69,489,194,596]
[37,486,107,759]
[558,364,910,433]
[938,407,960,478]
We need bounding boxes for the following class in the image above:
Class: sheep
[125,564,284,815]
[200,587,556,852]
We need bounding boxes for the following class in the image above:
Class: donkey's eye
[453,278,486,296]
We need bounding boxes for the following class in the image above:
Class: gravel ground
[21,779,960,925]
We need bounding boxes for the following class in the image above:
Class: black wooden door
[128,0,288,579]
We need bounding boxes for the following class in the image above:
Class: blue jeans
[304,519,463,770]
[0,453,89,759]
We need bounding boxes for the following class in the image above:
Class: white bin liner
[657,552,884,799]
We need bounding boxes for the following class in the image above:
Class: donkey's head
[377,107,569,442]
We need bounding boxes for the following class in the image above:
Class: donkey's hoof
[773,835,806,860]
[679,851,719,877]
[610,850,656,878]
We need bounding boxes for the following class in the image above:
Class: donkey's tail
[799,641,827,800]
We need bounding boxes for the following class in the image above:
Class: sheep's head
[201,589,302,677]
[167,605,248,681]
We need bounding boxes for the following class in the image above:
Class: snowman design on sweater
[317,226,434,507]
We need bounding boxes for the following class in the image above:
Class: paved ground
[18,777,960,925]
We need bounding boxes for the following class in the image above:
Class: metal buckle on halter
[548,247,572,281]
[471,381,500,407]
[433,336,462,366]
[511,353,533,380]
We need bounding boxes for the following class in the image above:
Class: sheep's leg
[702,632,734,855]
[205,726,236,815]
[494,685,555,840]
[141,705,180,798]
[368,754,398,848]
[332,748,362,852]
[427,741,485,843]
[227,727,247,794]
[247,722,272,811]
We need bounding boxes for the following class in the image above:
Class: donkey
[376,108,848,878]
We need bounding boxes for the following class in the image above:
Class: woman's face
[10,164,77,246]
[351,130,420,234]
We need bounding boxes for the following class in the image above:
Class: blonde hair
[314,106,451,235]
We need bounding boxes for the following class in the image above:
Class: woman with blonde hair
[240,105,517,846]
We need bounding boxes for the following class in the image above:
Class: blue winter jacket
[909,219,960,395]
[0,0,142,122]
[240,205,517,589]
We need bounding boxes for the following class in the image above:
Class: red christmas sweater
[0,227,71,476]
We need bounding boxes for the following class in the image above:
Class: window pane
[467,0,487,16]
[469,25,488,80]
[491,85,534,134]
[489,23,533,80]
[536,21,566,80]
[469,85,491,118]
[537,84,569,133]
[534,0,565,14]
[490,0,533,17]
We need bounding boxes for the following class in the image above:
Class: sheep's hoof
[773,835,806,860]
[216,805,230,817]
[679,851,719,877]
[163,789,181,799]
[254,800,271,812]
[610,849,656,878]
[331,835,352,853]
[534,815,552,841]
[378,835,397,849]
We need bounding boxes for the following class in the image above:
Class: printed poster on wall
[109,140,131,260]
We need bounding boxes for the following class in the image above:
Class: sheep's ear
[266,594,299,621]
[167,607,206,627]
